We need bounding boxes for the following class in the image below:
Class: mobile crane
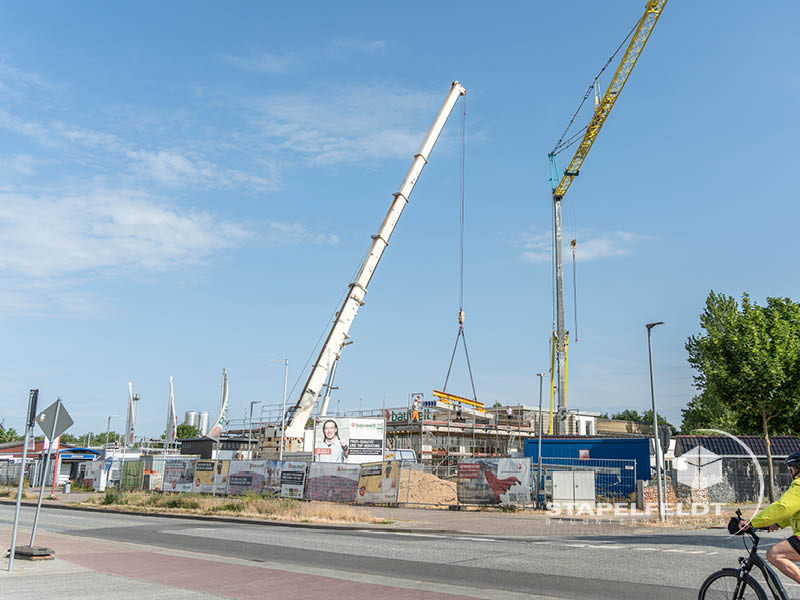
[284,81,467,438]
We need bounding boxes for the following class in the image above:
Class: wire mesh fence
[673,456,795,504]
[0,462,22,485]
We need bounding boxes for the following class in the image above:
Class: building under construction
[239,389,655,473]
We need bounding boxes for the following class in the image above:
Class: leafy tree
[612,409,644,422]
[597,412,610,419]
[0,422,23,443]
[492,401,503,408]
[90,431,121,446]
[685,291,800,501]
[611,409,676,434]
[176,423,201,439]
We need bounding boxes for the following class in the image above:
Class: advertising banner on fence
[279,461,307,499]
[162,459,196,493]
[227,460,268,495]
[457,458,531,506]
[214,459,230,493]
[314,417,384,464]
[263,460,282,495]
[356,461,399,504]
[193,460,216,493]
[305,462,361,502]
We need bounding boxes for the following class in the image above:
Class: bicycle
[698,509,791,600]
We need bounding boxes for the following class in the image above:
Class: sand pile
[397,469,457,505]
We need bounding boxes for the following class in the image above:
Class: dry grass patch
[0,485,29,499]
[82,490,379,524]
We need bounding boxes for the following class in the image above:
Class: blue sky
[1,2,798,437]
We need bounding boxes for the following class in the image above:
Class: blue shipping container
[524,437,650,496]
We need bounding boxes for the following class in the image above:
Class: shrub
[103,488,125,505]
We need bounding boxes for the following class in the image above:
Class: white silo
[184,411,199,428]
[198,411,210,435]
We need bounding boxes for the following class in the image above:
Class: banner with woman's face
[314,417,385,464]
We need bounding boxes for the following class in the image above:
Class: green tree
[611,409,644,422]
[685,291,800,501]
[176,423,201,439]
[611,409,676,434]
[0,422,23,443]
[91,431,120,446]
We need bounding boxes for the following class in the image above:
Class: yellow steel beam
[432,390,486,411]
[553,0,668,199]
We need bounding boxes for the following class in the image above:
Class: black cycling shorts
[788,535,800,555]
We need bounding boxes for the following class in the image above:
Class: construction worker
[411,397,420,422]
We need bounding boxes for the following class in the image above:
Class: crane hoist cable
[442,95,478,403]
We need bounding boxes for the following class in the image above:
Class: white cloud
[255,86,444,165]
[0,154,37,176]
[0,59,56,90]
[265,222,339,246]
[521,230,652,264]
[0,188,340,315]
[0,189,253,279]
[0,109,127,152]
[126,150,281,192]
[329,39,387,57]
[217,52,300,73]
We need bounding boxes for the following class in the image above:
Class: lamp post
[248,401,261,459]
[536,372,546,509]
[105,414,118,456]
[646,321,665,522]
[279,359,288,460]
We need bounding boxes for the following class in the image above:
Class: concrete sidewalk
[1,525,554,600]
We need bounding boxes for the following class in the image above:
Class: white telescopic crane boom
[285,81,467,438]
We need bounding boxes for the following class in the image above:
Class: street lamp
[646,321,665,522]
[105,415,118,456]
[536,372,546,509]
[276,359,289,460]
[248,401,261,459]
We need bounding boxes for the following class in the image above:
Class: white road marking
[360,530,720,555]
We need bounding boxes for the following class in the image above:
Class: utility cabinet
[551,470,596,510]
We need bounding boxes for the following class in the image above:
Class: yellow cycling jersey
[751,477,800,536]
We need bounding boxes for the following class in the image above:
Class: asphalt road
[3,505,799,599]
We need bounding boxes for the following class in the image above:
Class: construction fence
[0,461,23,485]
[672,456,796,505]
[73,454,650,508]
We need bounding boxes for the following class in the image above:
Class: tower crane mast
[549,0,667,433]
[284,81,467,438]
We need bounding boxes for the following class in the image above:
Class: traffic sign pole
[30,400,60,546]
[8,390,38,572]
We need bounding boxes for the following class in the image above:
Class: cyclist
[740,451,800,584]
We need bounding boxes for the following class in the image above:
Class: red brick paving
[61,551,481,600]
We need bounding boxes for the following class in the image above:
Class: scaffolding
[386,405,592,478]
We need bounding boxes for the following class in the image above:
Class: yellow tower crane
[548,0,668,434]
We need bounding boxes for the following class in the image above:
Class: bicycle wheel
[698,568,767,600]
